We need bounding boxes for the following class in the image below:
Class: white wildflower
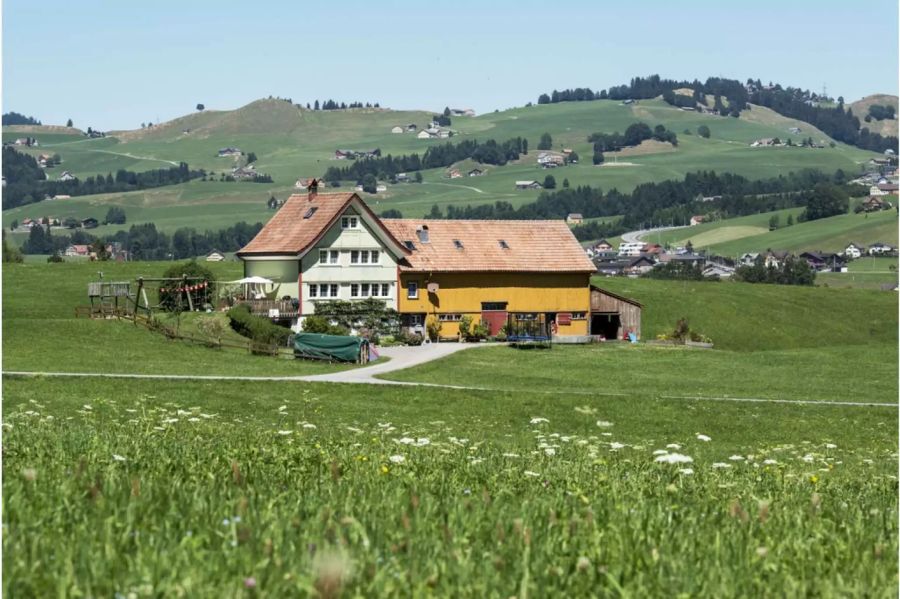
[83,405,92,411]
[609,442,625,450]
[544,447,556,456]
[729,455,745,461]
[530,417,549,424]
[162,418,178,424]
[596,420,614,427]
[655,453,693,464]
[276,430,293,436]
[696,434,711,442]
[652,449,669,456]
[200,413,216,419]
[112,454,127,462]
[678,468,694,475]
[277,405,287,412]
[523,470,541,477]
[763,459,778,465]
[346,426,363,433]
[468,457,484,465]
[125,409,137,413]
[802,454,815,463]
[389,455,405,464]
[600,432,613,437]
[302,423,317,429]
[377,422,392,428]
[825,443,837,449]
[188,417,200,422]
[666,444,682,450]
[397,437,415,445]
[575,405,597,415]
[502,453,520,458]
[414,438,430,447]
[711,462,731,469]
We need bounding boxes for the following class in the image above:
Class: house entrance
[591,313,621,339]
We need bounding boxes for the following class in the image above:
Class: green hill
[2,97,880,238]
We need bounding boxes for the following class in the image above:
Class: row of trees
[2,112,41,125]
[749,88,898,153]
[867,104,896,121]
[589,123,677,164]
[420,169,858,241]
[734,256,816,286]
[322,137,528,184]
[537,75,750,116]
[18,220,265,259]
[308,100,380,110]
[2,148,206,210]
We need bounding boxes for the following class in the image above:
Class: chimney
[416,224,429,244]
[307,178,319,201]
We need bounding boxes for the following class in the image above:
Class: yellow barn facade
[237,184,595,339]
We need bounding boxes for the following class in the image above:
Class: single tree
[562,178,570,188]
[66,118,73,127]
[196,103,205,111]
[538,133,553,150]
[592,150,605,165]
[543,175,556,189]
[314,100,320,110]
[786,214,794,226]
[361,173,377,194]
[697,125,711,138]
[246,152,258,164]
[414,171,423,183]
[768,214,780,230]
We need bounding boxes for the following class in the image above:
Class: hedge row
[226,304,292,345]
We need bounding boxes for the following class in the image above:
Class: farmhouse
[593,239,613,252]
[391,126,404,134]
[205,250,226,262]
[417,129,438,140]
[467,168,484,177]
[515,180,542,190]
[800,251,845,272]
[870,183,899,196]
[81,217,99,229]
[689,215,706,226]
[566,213,584,225]
[862,196,891,212]
[58,171,76,182]
[868,242,896,256]
[218,147,242,157]
[447,168,462,179]
[65,244,91,257]
[231,166,258,180]
[702,263,735,279]
[406,124,418,132]
[843,243,865,259]
[236,183,597,338]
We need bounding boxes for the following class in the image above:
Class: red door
[480,310,507,335]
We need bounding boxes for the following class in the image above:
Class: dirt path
[422,181,486,194]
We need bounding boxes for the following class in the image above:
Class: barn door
[480,302,508,336]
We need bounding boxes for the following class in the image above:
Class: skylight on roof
[303,207,318,219]
[404,240,416,250]
[499,240,509,249]
[453,239,464,249]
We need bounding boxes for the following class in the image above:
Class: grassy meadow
[3,263,898,595]
[2,97,880,237]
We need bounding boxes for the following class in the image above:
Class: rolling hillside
[849,94,899,139]
[3,97,882,239]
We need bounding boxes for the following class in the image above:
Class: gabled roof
[237,192,408,258]
[381,219,596,273]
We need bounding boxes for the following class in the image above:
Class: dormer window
[404,240,416,250]
[303,207,318,219]
[453,239,464,249]
[341,216,359,229]
[499,240,509,249]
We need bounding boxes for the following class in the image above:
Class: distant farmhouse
[218,147,242,157]
[515,180,542,190]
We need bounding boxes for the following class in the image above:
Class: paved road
[300,342,480,385]
[620,225,688,244]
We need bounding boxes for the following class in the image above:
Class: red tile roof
[382,219,595,273]
[237,192,405,257]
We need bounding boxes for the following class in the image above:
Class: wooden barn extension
[589,285,642,340]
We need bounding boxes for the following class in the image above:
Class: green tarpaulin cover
[293,333,368,362]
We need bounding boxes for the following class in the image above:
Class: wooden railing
[235,299,300,318]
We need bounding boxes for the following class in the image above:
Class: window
[319,250,328,264]
[329,284,338,298]
[319,250,338,264]
[303,206,318,219]
[350,250,360,264]
[360,251,369,264]
[438,313,463,322]
[370,250,379,264]
[309,284,318,298]
[319,284,330,297]
[329,250,338,264]
[381,283,389,297]
[407,282,419,299]
[453,239,464,249]
[404,240,416,250]
[499,240,509,249]
[341,216,358,229]
[361,283,370,297]
[481,302,508,311]
[350,284,359,298]
[571,312,587,320]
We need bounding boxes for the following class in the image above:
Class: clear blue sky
[3,0,898,130]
